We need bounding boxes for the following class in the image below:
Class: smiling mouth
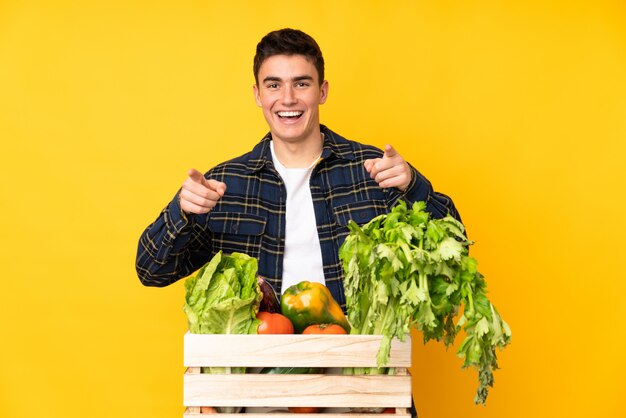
[277,111,304,120]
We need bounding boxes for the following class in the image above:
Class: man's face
[253,54,328,146]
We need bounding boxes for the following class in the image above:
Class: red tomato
[288,407,321,413]
[256,311,294,334]
[382,408,396,414]
[302,323,347,334]
[200,406,217,413]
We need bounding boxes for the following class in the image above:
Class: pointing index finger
[188,168,210,187]
[383,144,398,158]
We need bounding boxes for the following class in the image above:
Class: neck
[272,133,324,168]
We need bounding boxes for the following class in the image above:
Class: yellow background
[1,1,625,417]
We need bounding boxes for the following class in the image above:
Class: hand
[364,144,412,192]
[179,168,227,214]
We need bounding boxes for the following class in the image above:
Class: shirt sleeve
[135,190,211,287]
[395,164,462,222]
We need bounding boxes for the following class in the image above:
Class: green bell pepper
[280,281,351,333]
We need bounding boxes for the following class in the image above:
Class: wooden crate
[183,333,412,417]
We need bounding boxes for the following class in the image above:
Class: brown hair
[253,28,325,85]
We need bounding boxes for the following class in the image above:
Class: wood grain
[184,373,412,408]
[184,333,411,368]
[183,410,411,417]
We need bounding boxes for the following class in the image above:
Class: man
[136,28,460,307]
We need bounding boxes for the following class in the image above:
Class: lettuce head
[183,251,261,335]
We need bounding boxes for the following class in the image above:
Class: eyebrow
[262,75,314,83]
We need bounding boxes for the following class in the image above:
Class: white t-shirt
[270,141,326,294]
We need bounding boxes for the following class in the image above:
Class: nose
[281,85,297,105]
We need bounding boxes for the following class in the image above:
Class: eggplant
[258,276,281,313]
[260,367,323,374]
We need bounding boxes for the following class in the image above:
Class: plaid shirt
[136,125,460,308]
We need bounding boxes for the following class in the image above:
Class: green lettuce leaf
[183,251,261,336]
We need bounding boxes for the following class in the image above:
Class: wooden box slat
[183,373,412,408]
[183,411,411,417]
[184,333,411,368]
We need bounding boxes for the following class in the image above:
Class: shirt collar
[245,125,355,173]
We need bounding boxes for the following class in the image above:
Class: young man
[136,28,460,308]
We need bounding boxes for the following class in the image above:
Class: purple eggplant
[257,276,281,313]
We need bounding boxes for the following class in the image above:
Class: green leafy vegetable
[183,251,261,371]
[339,201,511,405]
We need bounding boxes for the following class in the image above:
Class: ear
[253,84,262,107]
[319,80,329,104]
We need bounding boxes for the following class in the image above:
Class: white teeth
[277,111,303,117]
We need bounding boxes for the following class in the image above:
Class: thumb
[187,168,210,187]
[383,144,398,159]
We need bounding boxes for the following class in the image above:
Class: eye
[295,82,310,88]
[266,83,279,89]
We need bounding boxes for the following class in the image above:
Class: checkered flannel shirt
[136,125,460,308]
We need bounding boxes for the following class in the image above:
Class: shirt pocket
[333,200,388,227]
[208,212,267,235]
[207,212,267,258]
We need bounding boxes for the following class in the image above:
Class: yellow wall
[1,1,625,417]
